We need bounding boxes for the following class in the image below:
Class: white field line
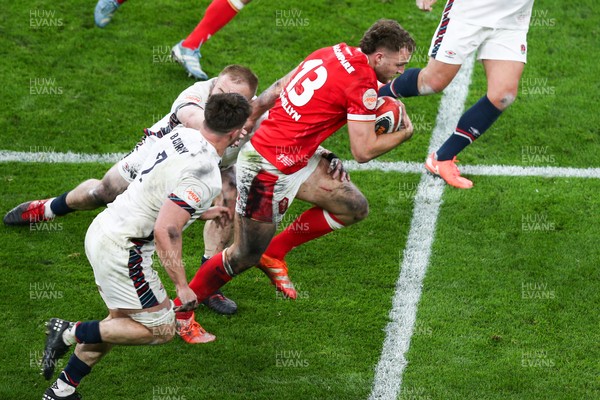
[347,161,600,179]
[2,150,599,179]
[369,56,475,400]
[0,150,123,164]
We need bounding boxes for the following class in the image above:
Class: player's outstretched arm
[154,199,198,312]
[247,66,299,128]
[347,110,414,163]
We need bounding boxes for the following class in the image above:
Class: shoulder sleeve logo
[186,189,201,204]
[362,88,378,110]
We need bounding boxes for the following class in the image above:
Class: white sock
[44,198,56,219]
[51,378,76,397]
[62,323,77,346]
[229,0,245,11]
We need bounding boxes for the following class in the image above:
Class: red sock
[116,0,126,4]
[174,252,232,320]
[264,207,345,260]
[182,0,244,50]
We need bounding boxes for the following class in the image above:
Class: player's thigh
[97,164,130,202]
[479,28,527,107]
[424,18,484,92]
[296,158,368,220]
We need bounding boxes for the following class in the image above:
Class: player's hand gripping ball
[374,96,404,135]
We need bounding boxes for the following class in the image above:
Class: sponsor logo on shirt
[276,153,296,167]
[333,44,356,74]
[362,88,377,110]
[184,95,202,104]
[186,189,201,204]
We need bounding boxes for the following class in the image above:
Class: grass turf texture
[1,0,600,399]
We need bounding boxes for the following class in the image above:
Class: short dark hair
[204,93,251,135]
[359,19,416,55]
[219,64,259,96]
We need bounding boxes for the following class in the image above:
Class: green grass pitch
[1,0,599,399]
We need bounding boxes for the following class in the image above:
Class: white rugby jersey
[146,78,216,133]
[97,126,222,247]
[446,0,534,30]
[146,78,255,170]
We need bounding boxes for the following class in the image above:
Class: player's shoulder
[175,78,216,107]
[319,43,373,79]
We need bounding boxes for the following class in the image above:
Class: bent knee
[146,326,176,345]
[93,179,125,205]
[132,307,176,344]
[420,70,452,94]
[339,189,369,223]
[488,88,518,110]
[151,328,176,344]
[351,194,369,222]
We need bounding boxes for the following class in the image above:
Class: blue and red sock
[378,68,421,98]
[58,354,92,389]
[436,95,502,161]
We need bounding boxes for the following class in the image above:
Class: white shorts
[235,141,321,225]
[117,135,160,183]
[85,217,168,313]
[429,18,528,64]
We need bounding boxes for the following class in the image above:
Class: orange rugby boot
[257,254,297,299]
[425,152,473,189]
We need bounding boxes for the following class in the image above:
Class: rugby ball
[375,96,403,135]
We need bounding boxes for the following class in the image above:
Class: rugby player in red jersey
[172,19,416,341]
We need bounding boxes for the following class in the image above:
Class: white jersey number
[285,59,327,107]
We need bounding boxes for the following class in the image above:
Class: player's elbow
[351,148,375,163]
[155,225,181,246]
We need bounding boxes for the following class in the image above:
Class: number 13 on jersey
[285,59,328,107]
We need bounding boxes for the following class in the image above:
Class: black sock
[49,192,75,216]
[436,95,502,161]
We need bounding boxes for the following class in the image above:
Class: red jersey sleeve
[346,65,378,123]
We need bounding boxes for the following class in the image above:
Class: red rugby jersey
[251,43,378,174]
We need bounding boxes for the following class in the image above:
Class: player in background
[39,93,251,400]
[94,0,252,80]
[5,65,258,316]
[169,19,416,341]
[379,0,534,188]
